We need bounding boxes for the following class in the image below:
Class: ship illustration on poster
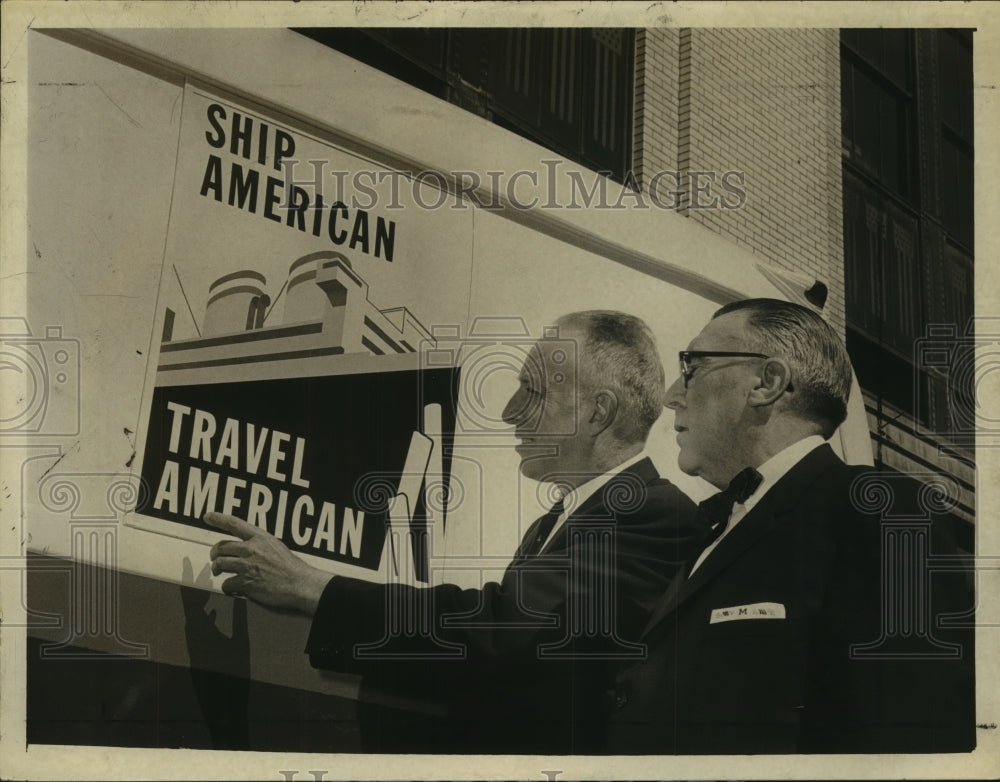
[138,251,459,582]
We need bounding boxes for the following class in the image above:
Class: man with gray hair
[206,309,701,753]
[607,298,974,754]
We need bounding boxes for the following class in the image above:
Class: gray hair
[556,310,665,443]
[714,298,852,437]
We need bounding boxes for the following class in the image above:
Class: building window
[841,29,974,444]
[841,29,916,202]
[295,28,635,182]
[938,29,974,251]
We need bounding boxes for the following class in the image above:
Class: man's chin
[518,461,548,482]
[676,453,700,478]
[518,454,565,482]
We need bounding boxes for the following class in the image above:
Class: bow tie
[696,467,764,543]
[726,466,764,505]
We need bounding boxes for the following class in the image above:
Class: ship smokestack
[282,251,353,327]
[202,270,269,336]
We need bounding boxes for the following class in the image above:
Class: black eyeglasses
[678,350,770,388]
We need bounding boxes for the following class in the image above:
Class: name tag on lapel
[709,602,786,624]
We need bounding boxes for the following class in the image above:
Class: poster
[130,85,471,580]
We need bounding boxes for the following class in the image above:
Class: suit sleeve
[304,478,700,674]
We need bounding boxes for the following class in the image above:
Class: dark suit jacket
[606,445,975,754]
[304,457,700,753]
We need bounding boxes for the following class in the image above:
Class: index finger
[203,511,260,541]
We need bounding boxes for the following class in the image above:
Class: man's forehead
[521,328,580,378]
[686,310,748,351]
[518,341,554,378]
[539,326,583,356]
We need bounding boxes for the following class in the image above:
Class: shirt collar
[557,450,648,520]
[741,435,826,514]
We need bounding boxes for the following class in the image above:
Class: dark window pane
[956,36,974,140]
[582,29,631,173]
[940,137,974,249]
[941,246,974,340]
[294,28,448,99]
[941,139,957,227]
[538,29,583,142]
[842,54,915,202]
[955,145,974,247]
[841,57,854,154]
[369,28,448,75]
[939,29,974,139]
[843,175,877,332]
[846,328,918,417]
[855,29,883,67]
[488,29,541,121]
[880,92,900,192]
[882,29,909,89]
[882,203,920,352]
[449,29,491,91]
[853,69,881,175]
[938,31,960,130]
[897,102,913,199]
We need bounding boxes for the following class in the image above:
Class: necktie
[519,497,566,558]
[696,467,763,546]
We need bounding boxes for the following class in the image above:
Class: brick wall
[636,28,846,336]
[633,29,680,184]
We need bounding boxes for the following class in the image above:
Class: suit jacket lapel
[641,567,686,633]
[641,444,842,637]
[639,507,780,637]
[512,515,547,561]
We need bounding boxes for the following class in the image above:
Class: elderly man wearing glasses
[605,298,975,755]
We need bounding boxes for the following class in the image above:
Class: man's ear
[748,358,792,408]
[588,390,619,435]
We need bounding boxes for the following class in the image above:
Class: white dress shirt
[688,435,826,576]
[537,451,649,553]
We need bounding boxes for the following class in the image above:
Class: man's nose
[501,390,523,425]
[663,375,686,410]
